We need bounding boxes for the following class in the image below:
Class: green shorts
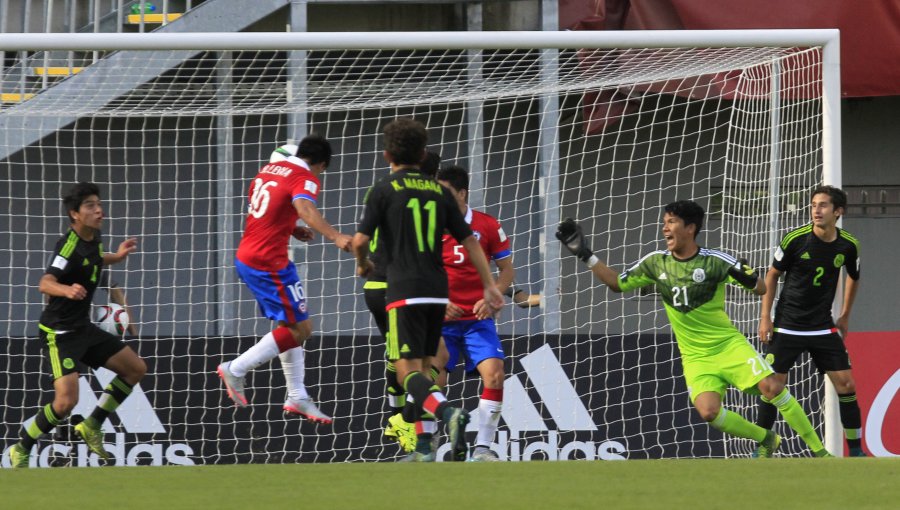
[681,335,773,403]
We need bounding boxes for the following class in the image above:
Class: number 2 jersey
[357,169,472,306]
[442,207,510,320]
[771,224,860,331]
[235,157,320,272]
[617,248,756,357]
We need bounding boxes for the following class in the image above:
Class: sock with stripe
[20,403,64,449]
[475,387,503,448]
[403,371,450,420]
[709,407,767,442]
[765,388,827,453]
[86,376,135,429]
[415,414,437,454]
[385,361,406,414]
[838,392,863,450]
[231,326,297,377]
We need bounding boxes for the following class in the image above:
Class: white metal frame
[0,28,842,455]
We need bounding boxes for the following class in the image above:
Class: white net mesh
[1,35,828,465]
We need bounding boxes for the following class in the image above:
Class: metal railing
[1,0,201,103]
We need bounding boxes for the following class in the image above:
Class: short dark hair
[811,184,847,211]
[383,118,427,165]
[63,182,100,223]
[296,134,333,168]
[436,165,469,193]
[420,150,441,178]
[664,200,705,238]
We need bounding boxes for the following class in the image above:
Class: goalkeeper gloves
[727,258,759,289]
[556,218,599,268]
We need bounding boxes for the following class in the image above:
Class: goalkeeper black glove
[556,218,598,268]
[727,258,759,289]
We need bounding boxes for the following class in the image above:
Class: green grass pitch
[2,458,898,509]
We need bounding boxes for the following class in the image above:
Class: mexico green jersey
[617,248,755,357]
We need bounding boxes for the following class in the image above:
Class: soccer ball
[93,303,129,336]
[269,144,298,163]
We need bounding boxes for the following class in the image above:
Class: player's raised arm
[556,218,621,292]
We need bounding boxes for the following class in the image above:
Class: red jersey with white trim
[442,208,511,321]
[236,157,320,271]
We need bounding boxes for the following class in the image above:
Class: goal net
[0,30,838,465]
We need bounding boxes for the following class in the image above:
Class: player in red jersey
[437,165,515,461]
[217,135,352,423]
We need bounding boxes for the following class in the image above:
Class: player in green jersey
[557,200,831,457]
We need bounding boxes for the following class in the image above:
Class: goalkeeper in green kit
[557,200,831,457]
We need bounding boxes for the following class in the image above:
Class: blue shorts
[235,258,309,324]
[441,319,504,373]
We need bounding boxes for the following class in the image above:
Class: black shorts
[764,331,852,374]
[39,322,126,380]
[364,287,388,338]
[386,303,445,362]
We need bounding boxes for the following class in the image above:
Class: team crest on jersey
[473,230,482,241]
[692,268,706,283]
[833,253,845,268]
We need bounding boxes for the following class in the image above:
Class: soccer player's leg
[222,261,307,406]
[744,337,830,457]
[683,344,774,456]
[367,285,412,446]
[465,319,504,462]
[814,333,867,456]
[279,324,332,424]
[78,331,146,459]
[12,327,80,467]
[392,304,468,461]
[754,333,803,444]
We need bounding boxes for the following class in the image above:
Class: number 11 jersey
[357,169,472,306]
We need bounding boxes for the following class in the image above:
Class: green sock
[765,389,826,452]
[710,407,767,443]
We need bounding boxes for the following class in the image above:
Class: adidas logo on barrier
[71,367,165,433]
[466,343,597,434]
[3,368,194,468]
[457,344,626,461]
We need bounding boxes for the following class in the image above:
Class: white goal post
[0,29,841,465]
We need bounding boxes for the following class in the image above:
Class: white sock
[475,397,502,448]
[279,346,309,401]
[230,332,279,377]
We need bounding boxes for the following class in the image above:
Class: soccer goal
[0,29,840,465]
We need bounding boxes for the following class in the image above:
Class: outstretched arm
[556,218,621,292]
[103,238,138,265]
[294,199,352,251]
